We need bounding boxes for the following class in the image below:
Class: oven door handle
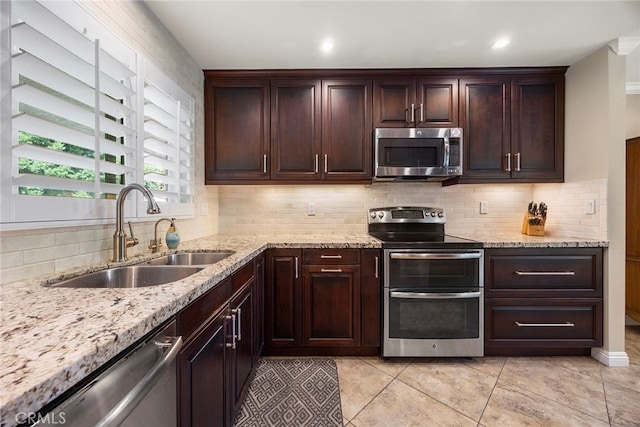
[389,252,482,260]
[390,290,482,299]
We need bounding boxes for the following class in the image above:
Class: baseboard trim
[591,348,630,366]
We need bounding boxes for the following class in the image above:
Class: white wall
[0,1,219,285]
[565,46,628,363]
[628,94,640,138]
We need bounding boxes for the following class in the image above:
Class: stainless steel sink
[142,251,234,266]
[49,266,204,289]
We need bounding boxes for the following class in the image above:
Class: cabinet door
[511,76,564,182]
[322,79,373,181]
[254,254,265,357]
[204,79,270,182]
[373,79,416,127]
[230,285,254,415]
[178,310,229,427]
[302,264,361,346]
[416,78,459,127]
[271,79,322,180]
[361,249,381,347]
[265,249,302,347]
[459,78,511,182]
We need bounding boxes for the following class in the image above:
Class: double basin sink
[49,251,234,289]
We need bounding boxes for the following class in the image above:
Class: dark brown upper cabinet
[322,79,373,181]
[460,73,564,183]
[270,79,322,181]
[373,78,458,128]
[459,77,511,182]
[204,79,270,182]
[510,76,564,182]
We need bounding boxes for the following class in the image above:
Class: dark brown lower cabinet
[302,264,361,347]
[178,278,231,427]
[177,258,258,427]
[264,248,380,356]
[484,247,603,356]
[229,276,254,415]
[179,309,229,427]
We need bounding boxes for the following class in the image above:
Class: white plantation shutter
[141,61,195,217]
[1,0,195,227]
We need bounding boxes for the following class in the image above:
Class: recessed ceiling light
[492,39,510,49]
[320,38,334,54]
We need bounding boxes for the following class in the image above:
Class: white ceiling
[146,1,640,84]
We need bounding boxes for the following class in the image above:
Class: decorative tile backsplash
[218,179,608,240]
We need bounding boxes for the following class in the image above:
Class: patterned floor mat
[234,358,343,427]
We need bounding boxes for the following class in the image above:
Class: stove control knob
[378,212,384,219]
[437,212,444,218]
[430,211,436,217]
[370,212,377,219]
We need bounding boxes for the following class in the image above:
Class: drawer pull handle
[515,321,575,327]
[514,271,576,276]
[320,255,343,259]
[320,269,343,273]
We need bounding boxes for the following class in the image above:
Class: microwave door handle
[390,291,482,300]
[443,138,450,167]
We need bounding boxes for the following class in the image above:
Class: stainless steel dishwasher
[34,320,182,427]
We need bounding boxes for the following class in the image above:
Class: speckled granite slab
[0,232,607,426]
[453,232,609,248]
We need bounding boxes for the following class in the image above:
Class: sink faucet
[149,217,173,253]
[113,183,161,262]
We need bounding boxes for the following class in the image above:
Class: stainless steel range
[368,206,484,358]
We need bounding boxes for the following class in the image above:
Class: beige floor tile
[396,359,497,421]
[601,363,640,394]
[481,381,610,427]
[498,357,609,422]
[604,382,640,427]
[335,357,394,421]
[360,356,412,377]
[625,327,640,366]
[461,356,507,377]
[351,379,476,427]
[539,356,605,379]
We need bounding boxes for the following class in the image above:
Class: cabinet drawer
[486,298,602,344]
[232,261,255,295]
[178,278,231,343]
[485,248,602,297]
[303,249,360,265]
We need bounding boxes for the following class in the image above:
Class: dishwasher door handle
[96,335,183,427]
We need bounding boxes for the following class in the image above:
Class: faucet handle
[126,221,139,247]
[148,238,162,251]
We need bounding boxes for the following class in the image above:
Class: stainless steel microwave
[374,127,463,181]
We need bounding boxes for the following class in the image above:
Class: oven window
[387,253,480,288]
[388,293,480,339]
[378,138,442,167]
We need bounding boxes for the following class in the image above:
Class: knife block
[521,212,546,236]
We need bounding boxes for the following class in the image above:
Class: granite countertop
[0,231,607,426]
[454,232,609,248]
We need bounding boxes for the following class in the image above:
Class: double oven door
[383,248,484,357]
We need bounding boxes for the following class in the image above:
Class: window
[1,0,195,228]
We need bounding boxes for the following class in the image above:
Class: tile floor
[335,326,640,427]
